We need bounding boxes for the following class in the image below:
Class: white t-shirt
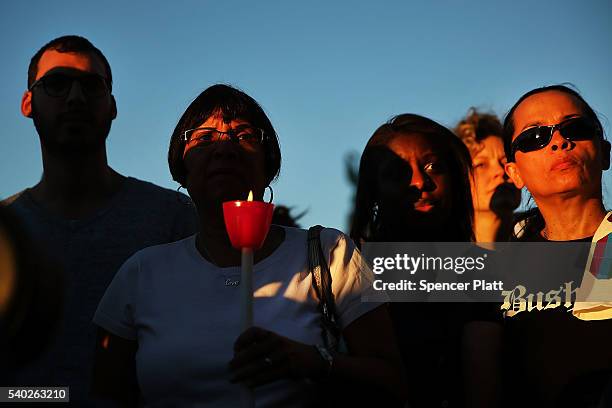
[93,226,381,407]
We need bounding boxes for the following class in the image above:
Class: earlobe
[110,95,117,120]
[601,140,611,171]
[505,162,525,189]
[21,91,32,118]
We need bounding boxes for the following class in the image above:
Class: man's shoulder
[122,178,197,237]
[124,177,192,205]
[126,177,180,196]
[1,190,28,208]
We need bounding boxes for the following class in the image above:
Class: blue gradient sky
[1,0,611,230]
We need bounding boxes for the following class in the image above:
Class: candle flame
[247,190,253,201]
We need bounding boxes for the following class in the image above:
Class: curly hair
[454,108,503,157]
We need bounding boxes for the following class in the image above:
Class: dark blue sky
[2,0,611,230]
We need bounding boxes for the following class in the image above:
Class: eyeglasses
[182,126,265,146]
[509,117,601,161]
[29,73,110,98]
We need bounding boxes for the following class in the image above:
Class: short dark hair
[27,35,113,90]
[502,84,604,161]
[454,108,503,157]
[350,113,474,244]
[168,84,281,187]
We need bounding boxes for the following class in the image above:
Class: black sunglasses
[509,117,601,161]
[29,72,110,98]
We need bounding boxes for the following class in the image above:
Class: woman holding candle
[91,84,406,407]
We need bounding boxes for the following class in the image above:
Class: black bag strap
[307,225,342,350]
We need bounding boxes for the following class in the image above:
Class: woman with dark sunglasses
[495,85,612,406]
[90,84,407,407]
[504,85,610,243]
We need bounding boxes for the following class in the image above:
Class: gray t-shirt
[2,176,198,405]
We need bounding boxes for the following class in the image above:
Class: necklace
[197,234,242,287]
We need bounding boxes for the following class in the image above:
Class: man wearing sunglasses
[2,35,197,405]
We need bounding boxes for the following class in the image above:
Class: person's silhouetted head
[351,113,474,244]
[272,205,306,228]
[168,84,281,206]
[21,35,117,156]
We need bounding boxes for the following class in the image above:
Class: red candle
[223,191,272,408]
[223,194,274,250]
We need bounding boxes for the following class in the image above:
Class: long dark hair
[350,114,474,245]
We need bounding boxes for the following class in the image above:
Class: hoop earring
[175,185,193,206]
[371,201,381,232]
[265,185,274,204]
